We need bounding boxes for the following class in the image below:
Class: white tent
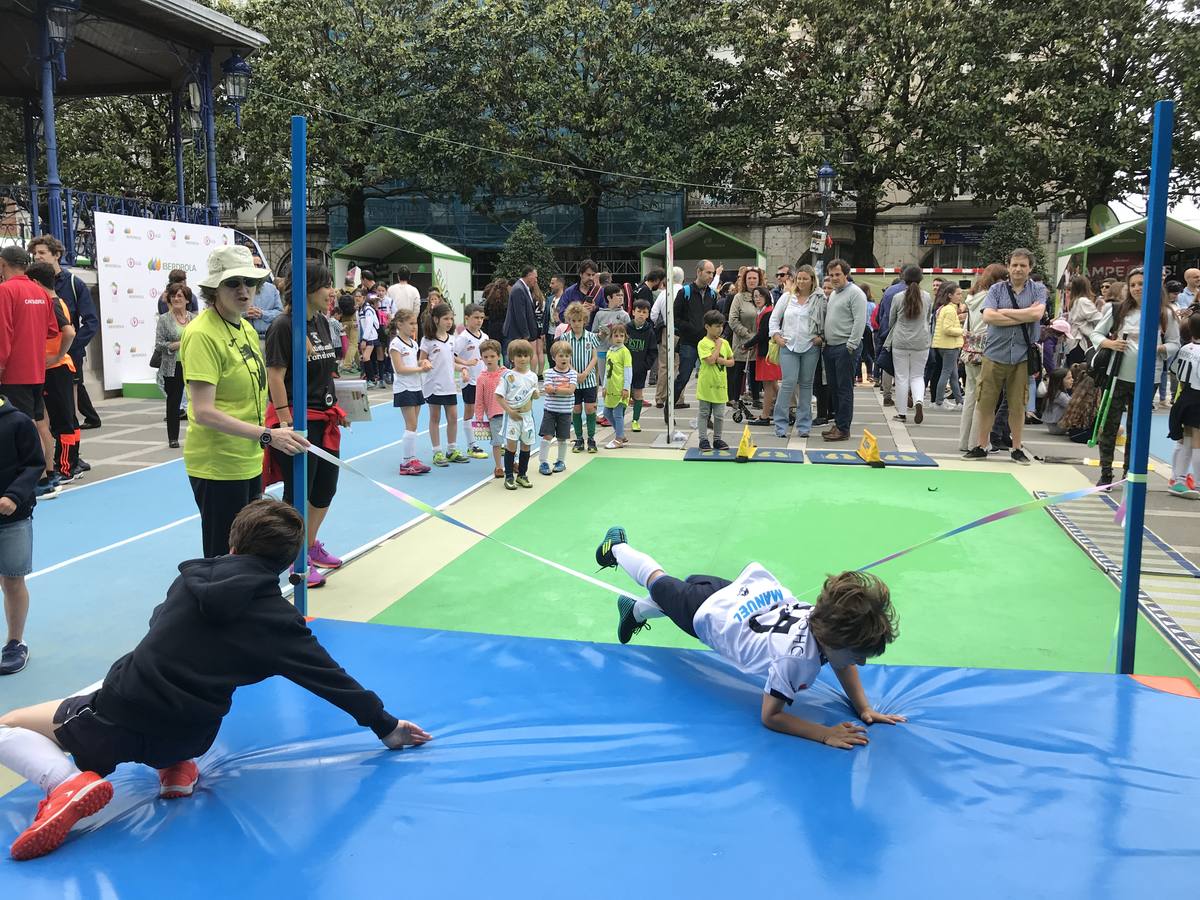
[332,227,473,317]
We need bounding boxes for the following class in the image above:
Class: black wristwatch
[259,429,273,447]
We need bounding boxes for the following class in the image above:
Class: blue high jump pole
[1116,100,1174,674]
[291,115,309,615]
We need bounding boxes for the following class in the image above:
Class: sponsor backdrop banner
[94,212,235,390]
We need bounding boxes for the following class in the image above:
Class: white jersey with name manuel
[692,562,823,704]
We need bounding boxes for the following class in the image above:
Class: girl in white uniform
[419,303,471,467]
[389,309,432,475]
[595,526,905,749]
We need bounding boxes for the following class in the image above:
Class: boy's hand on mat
[822,722,869,749]
[383,721,433,750]
[860,709,906,726]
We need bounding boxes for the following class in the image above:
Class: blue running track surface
[7,401,503,711]
[1,621,1196,899]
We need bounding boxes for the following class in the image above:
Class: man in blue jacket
[28,236,100,436]
[504,266,540,361]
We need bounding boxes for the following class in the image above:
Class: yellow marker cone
[735,424,757,462]
[857,429,885,468]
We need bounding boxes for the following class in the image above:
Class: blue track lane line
[4,399,516,711]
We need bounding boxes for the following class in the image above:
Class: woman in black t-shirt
[264,261,346,588]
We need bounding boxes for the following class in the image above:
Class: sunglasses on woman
[220,276,262,289]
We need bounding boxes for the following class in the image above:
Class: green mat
[373,459,1197,685]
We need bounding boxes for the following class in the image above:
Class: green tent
[333,227,473,316]
[641,221,766,278]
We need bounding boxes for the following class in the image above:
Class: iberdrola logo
[147,258,163,271]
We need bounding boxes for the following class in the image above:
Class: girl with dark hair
[1089,268,1181,489]
[420,302,471,467]
[1065,274,1101,366]
[1042,366,1073,435]
[742,286,780,425]
[884,265,931,424]
[1059,367,1100,444]
[931,282,965,408]
[264,260,346,587]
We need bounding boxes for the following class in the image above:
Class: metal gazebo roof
[0,0,267,98]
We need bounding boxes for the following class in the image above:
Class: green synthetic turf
[372,459,1198,686]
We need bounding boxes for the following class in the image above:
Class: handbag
[766,339,780,366]
[1004,284,1042,376]
[149,347,163,369]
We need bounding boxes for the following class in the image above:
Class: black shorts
[393,390,425,408]
[649,574,732,638]
[574,386,598,405]
[426,393,458,407]
[54,692,219,777]
[273,418,339,509]
[461,384,477,405]
[0,383,45,420]
[540,409,572,441]
[631,368,648,391]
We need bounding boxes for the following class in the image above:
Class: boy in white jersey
[496,339,540,490]
[454,303,489,459]
[596,527,905,749]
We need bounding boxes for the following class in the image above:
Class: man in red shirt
[0,247,60,422]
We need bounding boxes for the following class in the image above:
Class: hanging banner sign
[93,212,235,390]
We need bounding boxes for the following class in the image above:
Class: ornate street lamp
[817,162,836,206]
[221,53,252,127]
[46,2,78,51]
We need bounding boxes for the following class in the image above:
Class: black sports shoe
[1010,448,1032,466]
[713,439,730,451]
[1097,468,1114,492]
[596,526,627,569]
[587,438,598,453]
[698,439,712,451]
[962,446,988,461]
[572,439,585,454]
[0,640,29,675]
[617,595,650,644]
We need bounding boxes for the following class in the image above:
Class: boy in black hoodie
[625,299,658,431]
[0,498,431,861]
[0,396,45,676]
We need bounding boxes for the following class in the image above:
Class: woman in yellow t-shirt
[180,246,308,557]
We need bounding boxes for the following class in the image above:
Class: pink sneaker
[398,459,427,476]
[308,540,343,569]
[158,760,200,799]
[291,565,327,588]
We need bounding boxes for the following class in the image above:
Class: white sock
[539,441,551,463]
[612,544,662,588]
[1192,446,1200,476]
[0,725,81,793]
[431,444,442,456]
[403,432,417,461]
[633,595,665,622]
[1173,442,1190,480]
[557,440,568,463]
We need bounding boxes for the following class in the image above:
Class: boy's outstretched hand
[860,708,906,726]
[382,720,433,750]
[822,722,869,749]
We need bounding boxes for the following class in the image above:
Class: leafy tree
[726,0,989,266]
[978,207,1048,276]
[965,0,1199,216]
[495,220,558,294]
[450,0,727,249]
[209,0,493,240]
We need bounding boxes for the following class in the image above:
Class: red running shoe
[158,760,200,799]
[10,771,113,861]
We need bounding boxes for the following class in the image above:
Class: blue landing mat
[807,449,938,466]
[2,621,1197,899]
[683,447,806,463]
